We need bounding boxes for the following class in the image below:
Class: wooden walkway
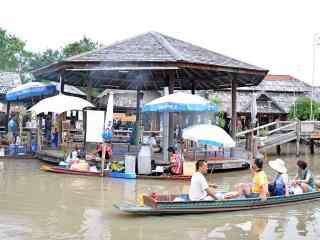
[236,121,320,156]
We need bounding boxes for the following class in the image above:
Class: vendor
[168,146,183,175]
[147,132,162,153]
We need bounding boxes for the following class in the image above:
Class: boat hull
[136,175,191,181]
[40,165,103,177]
[114,191,320,215]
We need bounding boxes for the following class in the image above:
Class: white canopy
[29,94,94,114]
[182,124,236,148]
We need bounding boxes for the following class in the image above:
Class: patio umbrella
[182,124,236,148]
[143,92,217,112]
[28,94,94,114]
[6,82,56,101]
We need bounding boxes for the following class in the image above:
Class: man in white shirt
[189,160,220,201]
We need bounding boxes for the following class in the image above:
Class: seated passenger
[189,160,221,201]
[292,160,315,192]
[168,147,183,175]
[268,159,289,196]
[236,158,269,200]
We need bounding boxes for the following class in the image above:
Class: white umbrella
[143,92,217,112]
[29,94,94,114]
[183,124,236,148]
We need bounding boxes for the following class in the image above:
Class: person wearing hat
[268,159,289,196]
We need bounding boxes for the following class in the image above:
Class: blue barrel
[31,142,37,153]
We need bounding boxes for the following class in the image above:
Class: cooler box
[137,145,152,175]
[125,155,136,174]
[183,161,195,176]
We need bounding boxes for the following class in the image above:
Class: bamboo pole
[100,143,106,177]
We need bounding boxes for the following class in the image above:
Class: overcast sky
[1,0,320,85]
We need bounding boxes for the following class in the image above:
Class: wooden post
[276,145,281,155]
[231,76,237,139]
[168,75,175,147]
[310,139,315,154]
[135,89,143,145]
[6,102,10,132]
[162,87,169,162]
[101,143,106,177]
[59,71,65,94]
[86,76,92,102]
[296,121,300,156]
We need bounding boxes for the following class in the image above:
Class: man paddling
[189,160,221,201]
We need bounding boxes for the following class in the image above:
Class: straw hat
[269,158,287,174]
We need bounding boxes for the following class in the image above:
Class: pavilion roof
[32,32,268,90]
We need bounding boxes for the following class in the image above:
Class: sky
[1,0,320,85]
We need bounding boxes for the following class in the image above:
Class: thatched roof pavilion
[32,31,268,90]
[32,31,268,142]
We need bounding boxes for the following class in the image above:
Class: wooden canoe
[40,165,104,177]
[114,191,320,215]
[136,175,191,181]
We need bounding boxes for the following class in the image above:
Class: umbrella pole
[101,143,106,177]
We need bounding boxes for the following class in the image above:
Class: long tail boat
[40,165,104,177]
[114,192,320,215]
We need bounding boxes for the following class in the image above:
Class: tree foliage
[288,96,320,120]
[210,96,225,127]
[27,49,63,71]
[62,36,100,58]
[0,28,27,72]
[0,28,101,84]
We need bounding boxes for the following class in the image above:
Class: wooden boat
[136,174,191,181]
[114,191,320,215]
[40,165,104,177]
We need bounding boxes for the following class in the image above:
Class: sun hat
[268,158,287,174]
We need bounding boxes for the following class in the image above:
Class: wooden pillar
[191,80,196,95]
[276,145,281,155]
[135,89,143,145]
[168,75,175,147]
[59,71,65,94]
[296,120,300,156]
[310,139,315,154]
[86,75,92,102]
[6,102,10,132]
[231,76,237,139]
[162,87,169,162]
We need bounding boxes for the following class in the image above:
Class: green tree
[0,28,27,72]
[62,36,100,58]
[210,96,225,127]
[27,49,63,71]
[288,96,320,120]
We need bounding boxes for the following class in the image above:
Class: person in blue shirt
[8,115,18,144]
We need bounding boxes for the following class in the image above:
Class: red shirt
[170,153,183,175]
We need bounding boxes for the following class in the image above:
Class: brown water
[1,144,320,239]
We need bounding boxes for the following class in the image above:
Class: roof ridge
[65,32,152,61]
[149,31,184,61]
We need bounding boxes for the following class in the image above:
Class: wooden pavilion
[32,31,268,153]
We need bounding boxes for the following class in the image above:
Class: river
[0,144,320,239]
